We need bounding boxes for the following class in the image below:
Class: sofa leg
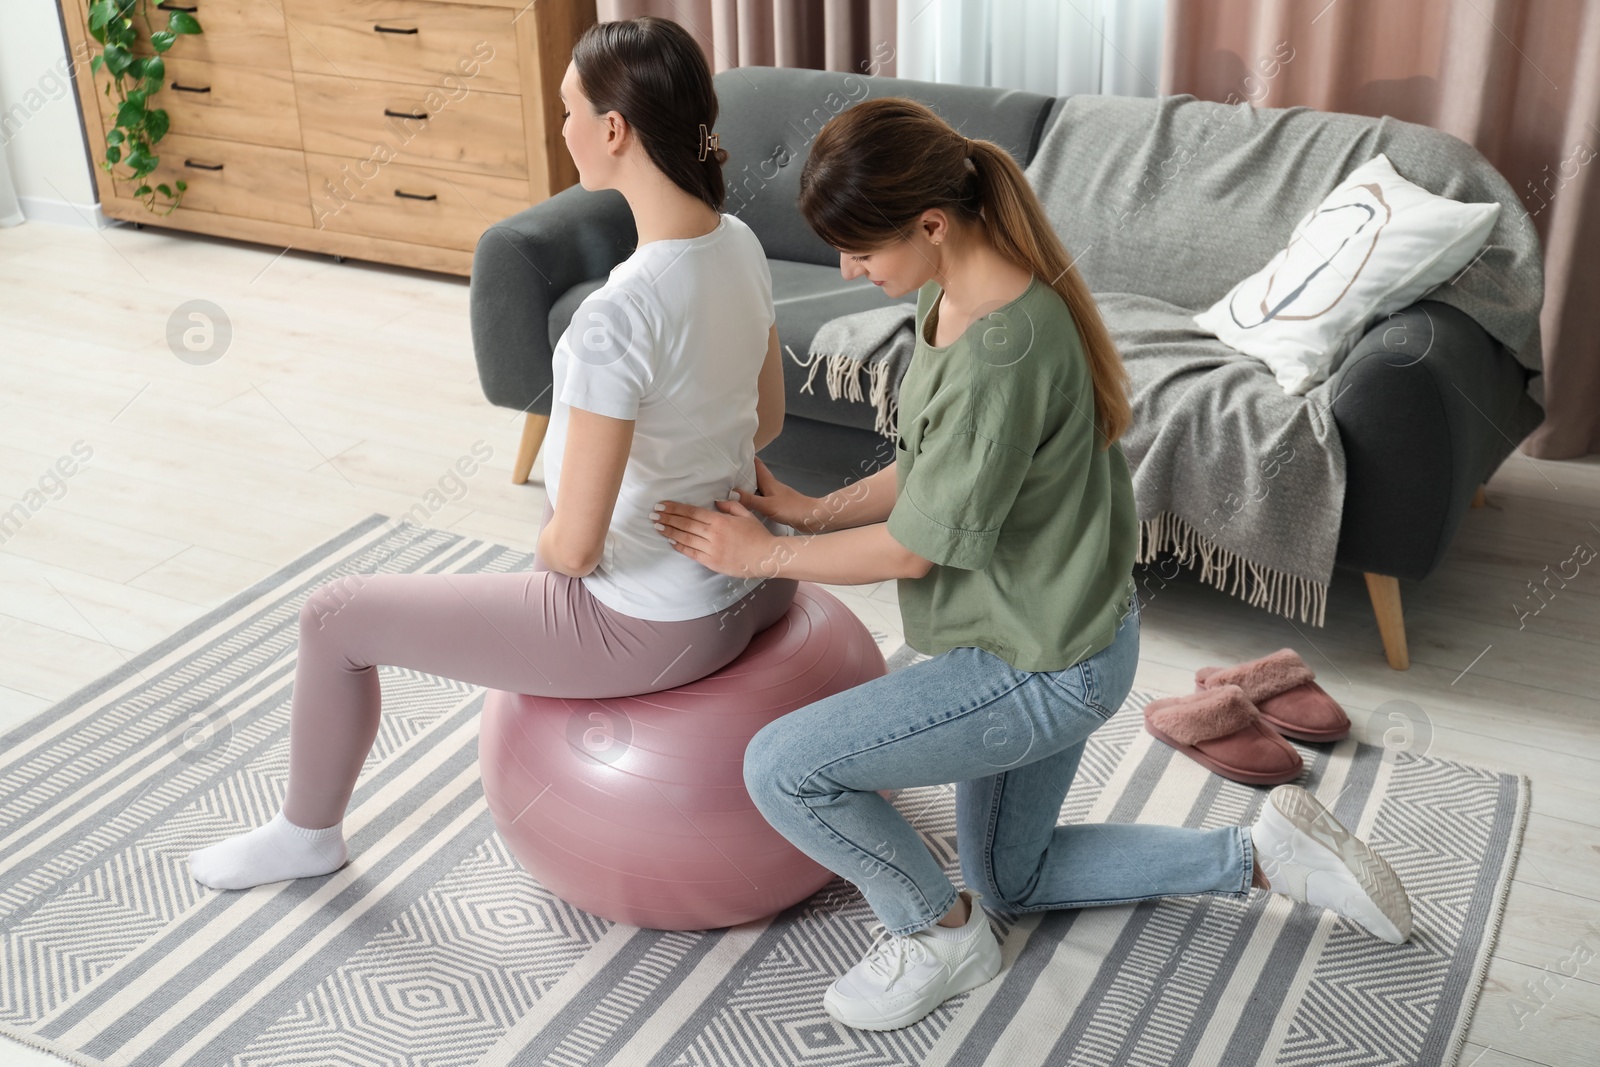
[1363,573,1410,670]
[1471,484,1486,508]
[513,412,549,485]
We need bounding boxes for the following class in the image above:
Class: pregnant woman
[188,16,796,890]
[651,97,1413,1031]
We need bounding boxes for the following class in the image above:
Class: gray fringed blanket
[802,305,918,440]
[803,94,1543,627]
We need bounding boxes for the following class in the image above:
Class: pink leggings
[283,498,798,828]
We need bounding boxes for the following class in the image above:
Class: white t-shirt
[543,211,789,621]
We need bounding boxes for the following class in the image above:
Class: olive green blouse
[885,275,1139,671]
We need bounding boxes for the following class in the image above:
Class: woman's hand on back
[652,496,784,579]
[734,457,826,534]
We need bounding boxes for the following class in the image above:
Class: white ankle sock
[923,920,979,941]
[187,810,348,891]
[922,894,981,941]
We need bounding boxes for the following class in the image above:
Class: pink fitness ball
[479,581,889,930]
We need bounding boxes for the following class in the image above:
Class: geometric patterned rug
[0,514,1527,1066]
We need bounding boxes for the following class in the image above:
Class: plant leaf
[134,184,152,196]
[142,55,164,85]
[175,178,188,190]
[105,128,124,145]
[168,11,201,35]
[156,183,172,197]
[102,43,132,75]
[106,145,122,164]
[115,97,145,128]
[145,108,170,142]
[150,30,176,52]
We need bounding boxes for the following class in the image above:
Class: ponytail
[965,138,1131,447]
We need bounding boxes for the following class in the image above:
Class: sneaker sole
[1267,784,1412,944]
[822,933,1003,1031]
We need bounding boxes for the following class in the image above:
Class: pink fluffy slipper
[1143,684,1303,785]
[1195,649,1351,743]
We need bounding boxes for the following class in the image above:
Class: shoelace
[861,922,930,990]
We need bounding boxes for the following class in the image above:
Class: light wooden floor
[1,220,1596,1067]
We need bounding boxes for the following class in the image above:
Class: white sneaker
[1251,784,1412,944]
[823,889,1003,1031]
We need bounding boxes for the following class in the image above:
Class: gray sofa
[469,66,1543,671]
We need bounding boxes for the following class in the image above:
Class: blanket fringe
[1137,509,1328,627]
[802,351,902,443]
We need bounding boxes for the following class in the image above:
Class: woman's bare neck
[931,244,1035,343]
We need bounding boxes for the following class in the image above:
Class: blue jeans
[744,594,1254,936]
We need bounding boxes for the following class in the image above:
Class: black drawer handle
[171,81,211,93]
[394,189,437,201]
[184,159,223,171]
[157,2,198,10]
[383,107,428,120]
[373,24,419,34]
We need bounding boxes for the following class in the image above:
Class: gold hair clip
[698,122,720,161]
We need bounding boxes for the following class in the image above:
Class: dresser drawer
[116,133,312,227]
[305,151,530,251]
[127,0,292,70]
[295,71,526,179]
[282,0,519,95]
[92,55,301,150]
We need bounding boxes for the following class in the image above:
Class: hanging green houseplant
[86,0,203,214]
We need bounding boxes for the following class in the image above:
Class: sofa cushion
[711,65,1056,268]
[1193,152,1501,394]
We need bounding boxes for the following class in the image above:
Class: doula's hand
[652,496,784,579]
[733,457,825,533]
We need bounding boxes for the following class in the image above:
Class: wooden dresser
[58,0,595,275]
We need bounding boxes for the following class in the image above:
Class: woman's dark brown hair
[572,16,729,211]
[797,97,1131,448]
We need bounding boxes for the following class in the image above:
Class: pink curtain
[598,1,899,75]
[1163,0,1600,460]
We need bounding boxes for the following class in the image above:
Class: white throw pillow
[1193,153,1500,394]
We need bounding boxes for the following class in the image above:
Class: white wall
[0,0,107,227]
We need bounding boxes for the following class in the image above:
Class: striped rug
[0,514,1524,1067]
